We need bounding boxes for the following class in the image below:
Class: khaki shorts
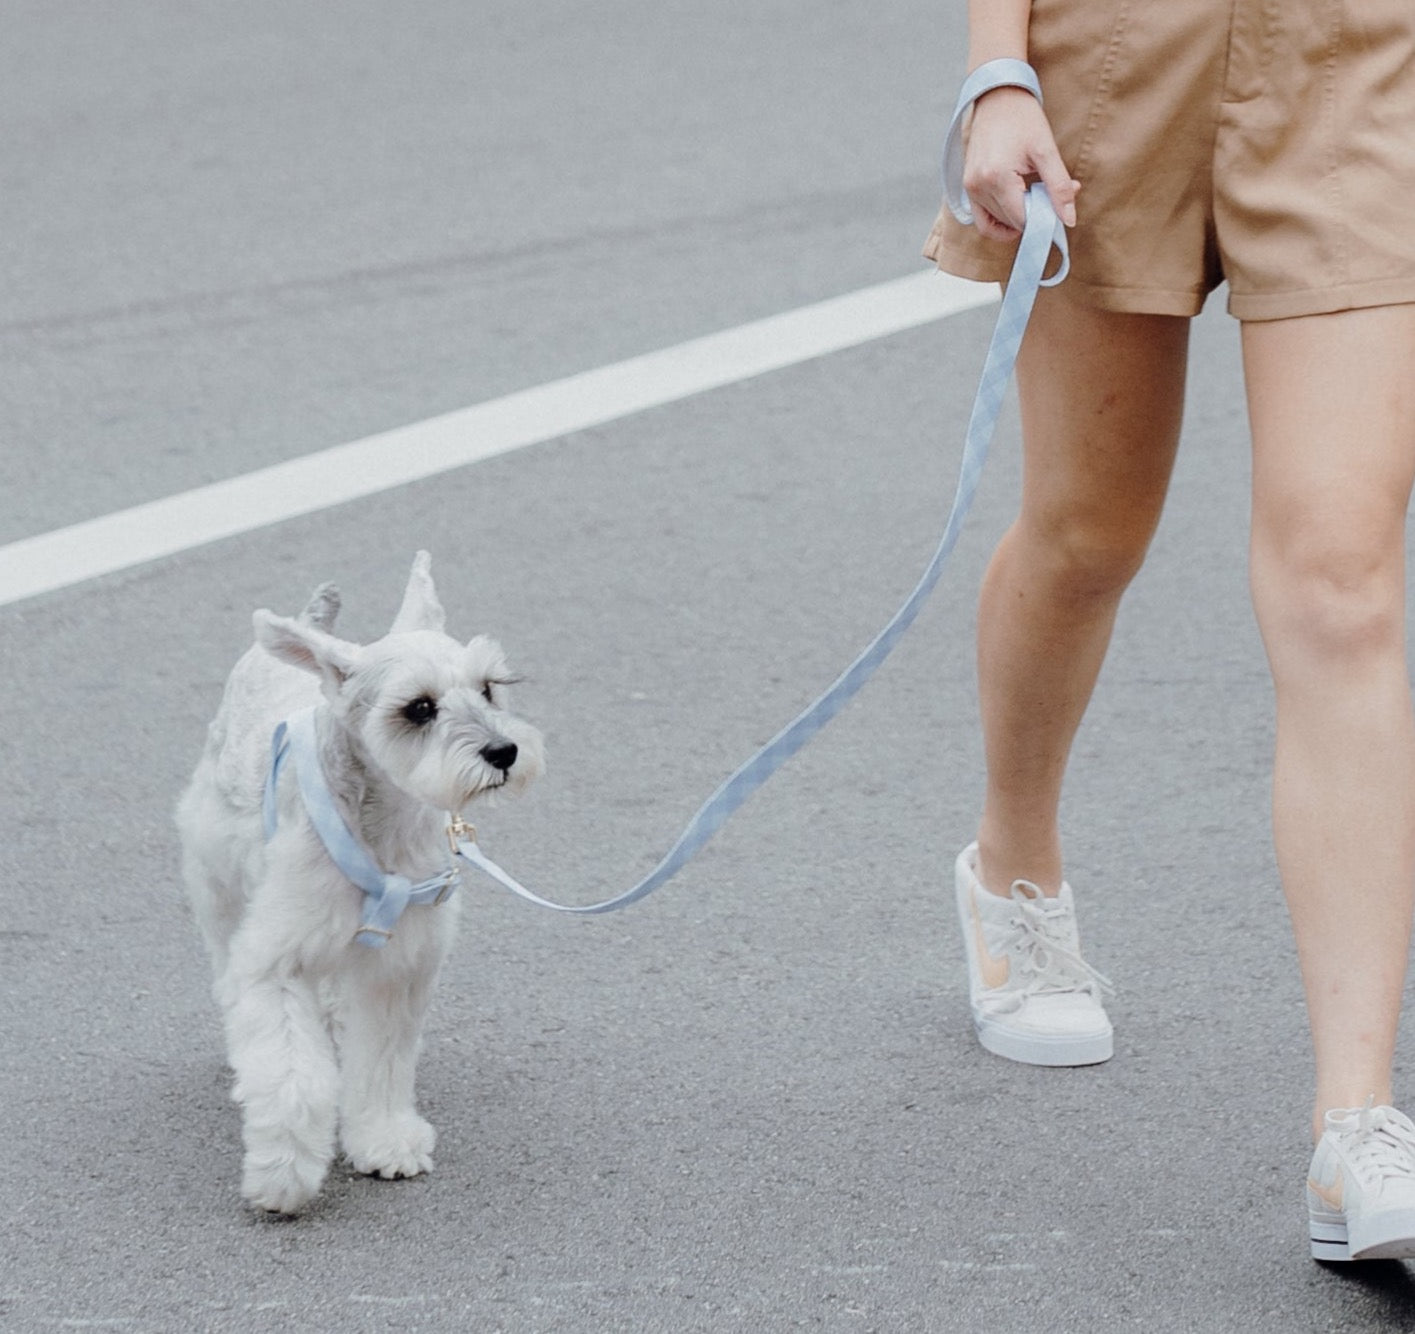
[924,0,1415,320]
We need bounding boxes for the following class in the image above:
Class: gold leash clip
[446,816,477,853]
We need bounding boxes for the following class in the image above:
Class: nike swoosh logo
[967,888,1010,989]
[1308,1176,1344,1211]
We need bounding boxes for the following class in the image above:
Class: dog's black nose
[480,741,518,773]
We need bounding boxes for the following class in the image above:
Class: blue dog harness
[267,60,1064,936]
[264,707,459,948]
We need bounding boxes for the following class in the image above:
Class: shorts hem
[923,243,1205,317]
[1061,281,1205,318]
[922,241,1009,287]
[1228,277,1415,321]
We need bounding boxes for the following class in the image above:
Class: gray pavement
[4,4,1415,1331]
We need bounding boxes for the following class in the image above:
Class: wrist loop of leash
[942,58,1046,231]
[448,160,1069,915]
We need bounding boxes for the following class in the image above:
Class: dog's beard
[396,735,537,811]
[449,737,509,806]
[456,756,537,806]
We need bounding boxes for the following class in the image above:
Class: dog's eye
[401,696,438,726]
[481,682,496,704]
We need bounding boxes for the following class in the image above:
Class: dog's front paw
[342,1113,436,1180]
[241,1150,327,1216]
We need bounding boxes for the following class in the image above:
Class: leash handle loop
[942,58,1043,225]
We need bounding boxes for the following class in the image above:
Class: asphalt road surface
[5,3,1415,1331]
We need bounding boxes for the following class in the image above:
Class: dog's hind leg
[336,946,444,1180]
[220,935,341,1214]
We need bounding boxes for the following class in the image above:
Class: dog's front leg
[220,941,340,1215]
[337,946,442,1180]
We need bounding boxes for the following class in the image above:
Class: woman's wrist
[964,58,1040,90]
[954,60,1043,121]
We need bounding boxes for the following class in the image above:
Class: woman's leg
[974,285,1190,897]
[1245,305,1415,1142]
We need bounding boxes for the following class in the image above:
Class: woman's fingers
[1034,147,1080,228]
[961,86,1078,237]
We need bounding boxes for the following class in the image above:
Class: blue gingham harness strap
[450,62,1067,915]
[264,706,459,947]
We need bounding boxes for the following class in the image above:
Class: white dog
[177,551,544,1214]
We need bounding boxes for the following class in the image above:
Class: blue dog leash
[450,61,1067,915]
[266,60,1066,936]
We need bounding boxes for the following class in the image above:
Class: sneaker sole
[974,1015,1113,1067]
[1311,1209,1351,1261]
[1310,1206,1415,1261]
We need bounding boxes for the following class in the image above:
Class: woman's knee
[1016,503,1158,602]
[1252,524,1406,666]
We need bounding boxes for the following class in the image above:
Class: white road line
[0,271,995,608]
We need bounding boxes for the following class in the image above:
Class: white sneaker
[1308,1100,1415,1261]
[954,842,1113,1066]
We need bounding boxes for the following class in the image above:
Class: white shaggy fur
[177,552,544,1214]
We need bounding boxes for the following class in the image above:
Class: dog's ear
[254,610,358,688]
[389,549,446,634]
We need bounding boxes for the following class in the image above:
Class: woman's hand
[963,86,1079,240]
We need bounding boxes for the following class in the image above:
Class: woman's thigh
[1245,304,1415,651]
[1012,283,1190,567]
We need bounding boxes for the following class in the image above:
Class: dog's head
[253,551,545,813]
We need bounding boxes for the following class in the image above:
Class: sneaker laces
[986,880,1114,1006]
[1339,1098,1415,1191]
